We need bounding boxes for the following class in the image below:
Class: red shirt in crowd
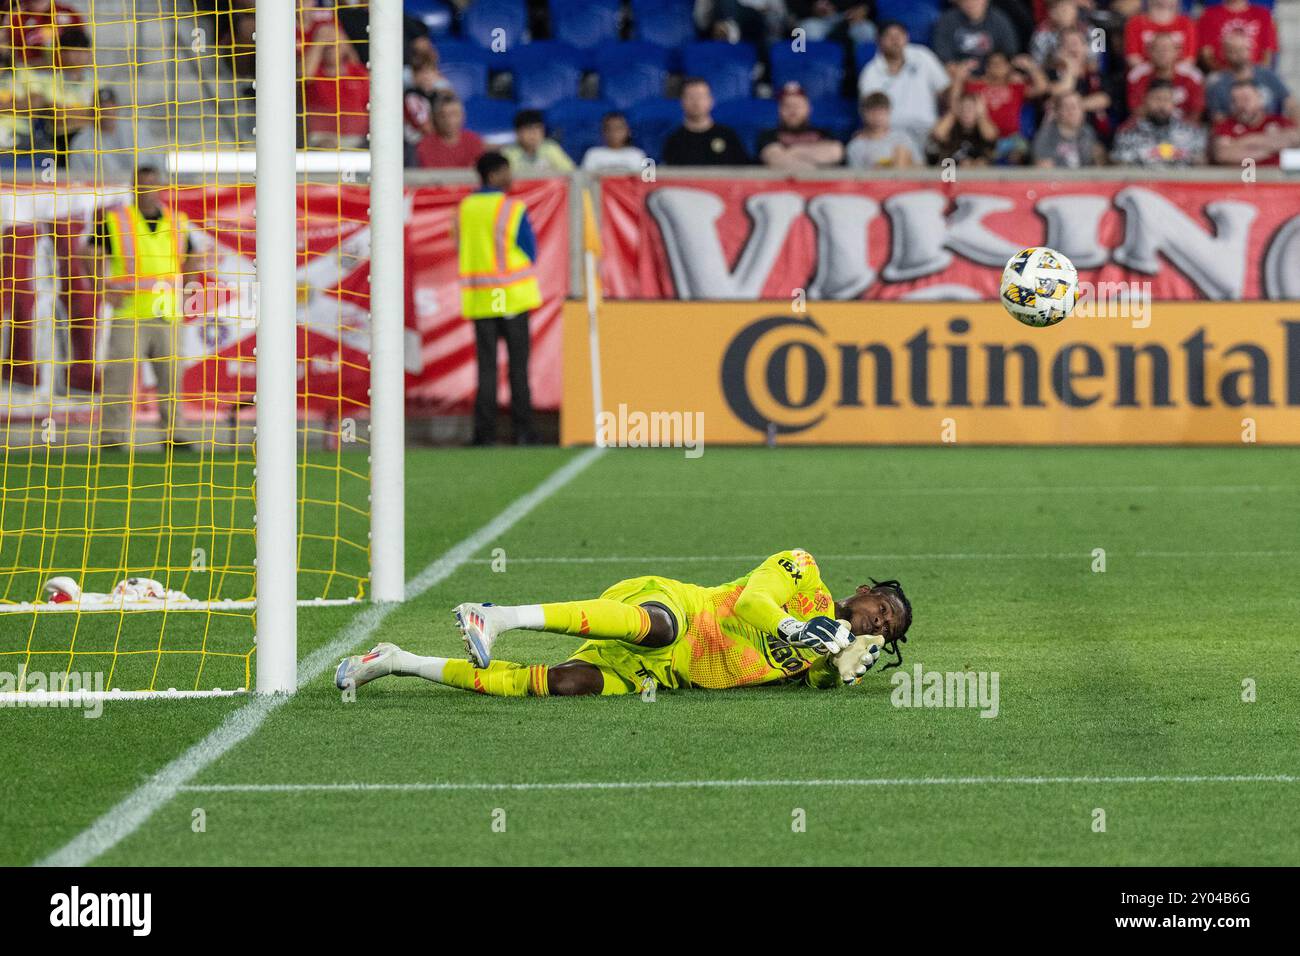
[1198,3,1278,69]
[1212,113,1294,165]
[1126,62,1205,120]
[416,128,487,168]
[1124,13,1198,63]
[967,79,1027,138]
[305,59,371,140]
[3,1,84,59]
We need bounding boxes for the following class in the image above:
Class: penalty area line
[33,447,606,868]
[178,774,1300,794]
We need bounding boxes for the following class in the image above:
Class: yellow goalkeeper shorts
[564,575,690,695]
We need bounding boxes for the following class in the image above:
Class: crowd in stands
[3,0,1296,175]
[391,0,1299,173]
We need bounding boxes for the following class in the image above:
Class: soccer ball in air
[999,246,1079,327]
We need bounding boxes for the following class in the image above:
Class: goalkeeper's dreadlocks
[834,578,913,672]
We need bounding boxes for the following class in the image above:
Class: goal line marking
[33,447,606,868]
[178,774,1300,794]
[467,549,1298,566]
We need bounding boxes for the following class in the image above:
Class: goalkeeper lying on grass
[335,549,911,697]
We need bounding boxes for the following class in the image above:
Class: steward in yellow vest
[456,152,541,446]
[93,165,197,450]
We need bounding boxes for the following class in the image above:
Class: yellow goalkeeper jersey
[589,549,842,691]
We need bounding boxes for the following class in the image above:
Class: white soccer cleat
[453,602,506,668]
[335,642,401,691]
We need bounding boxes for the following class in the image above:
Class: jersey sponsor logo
[777,556,802,582]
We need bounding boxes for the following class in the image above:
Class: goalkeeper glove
[833,636,882,686]
[778,615,854,656]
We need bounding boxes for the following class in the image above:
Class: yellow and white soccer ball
[999,246,1078,327]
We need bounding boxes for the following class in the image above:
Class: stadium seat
[550,0,621,58]
[680,41,756,103]
[810,96,857,141]
[436,41,492,100]
[593,41,673,78]
[547,98,616,162]
[406,0,454,37]
[463,97,519,141]
[769,41,844,100]
[511,42,583,109]
[462,0,528,50]
[601,61,669,110]
[713,97,778,157]
[626,97,685,161]
[853,41,878,75]
[631,0,695,49]
[873,0,941,47]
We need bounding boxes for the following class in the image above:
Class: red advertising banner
[600,176,1300,303]
[0,179,569,417]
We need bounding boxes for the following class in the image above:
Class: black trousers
[472,312,534,442]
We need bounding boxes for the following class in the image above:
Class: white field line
[178,774,1300,794]
[466,549,1299,566]
[34,447,606,868]
[564,484,1297,499]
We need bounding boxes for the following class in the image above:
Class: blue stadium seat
[435,41,491,100]
[406,0,454,37]
[463,97,518,140]
[874,0,940,47]
[547,98,617,162]
[593,41,673,78]
[680,41,756,103]
[626,97,685,162]
[810,96,857,141]
[551,0,621,57]
[631,0,695,49]
[462,0,528,50]
[512,42,583,109]
[769,41,844,100]
[713,97,778,157]
[853,41,878,75]
[601,60,668,109]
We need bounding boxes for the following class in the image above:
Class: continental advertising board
[562,302,1300,445]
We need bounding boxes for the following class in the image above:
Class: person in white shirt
[857,20,951,154]
[581,111,648,174]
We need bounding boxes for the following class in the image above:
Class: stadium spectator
[857,21,950,154]
[1211,80,1299,167]
[846,91,921,168]
[1127,32,1204,121]
[1032,89,1104,167]
[503,110,575,175]
[757,82,845,170]
[1123,0,1197,68]
[1110,78,1206,166]
[3,0,84,67]
[581,111,648,173]
[662,78,750,165]
[416,94,486,168]
[1198,0,1278,71]
[457,152,541,446]
[1029,0,1091,68]
[959,51,1048,162]
[789,1,876,45]
[1046,28,1112,140]
[41,25,95,158]
[303,30,370,148]
[66,88,157,182]
[704,0,787,46]
[929,91,999,166]
[1205,31,1295,124]
[403,53,453,163]
[932,0,1020,69]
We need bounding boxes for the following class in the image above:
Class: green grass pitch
[4,446,1298,866]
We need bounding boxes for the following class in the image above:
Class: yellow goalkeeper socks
[540,600,652,644]
[437,658,549,697]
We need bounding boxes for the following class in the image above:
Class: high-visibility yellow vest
[457,191,542,319]
[103,204,189,321]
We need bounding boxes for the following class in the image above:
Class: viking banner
[599,176,1300,302]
